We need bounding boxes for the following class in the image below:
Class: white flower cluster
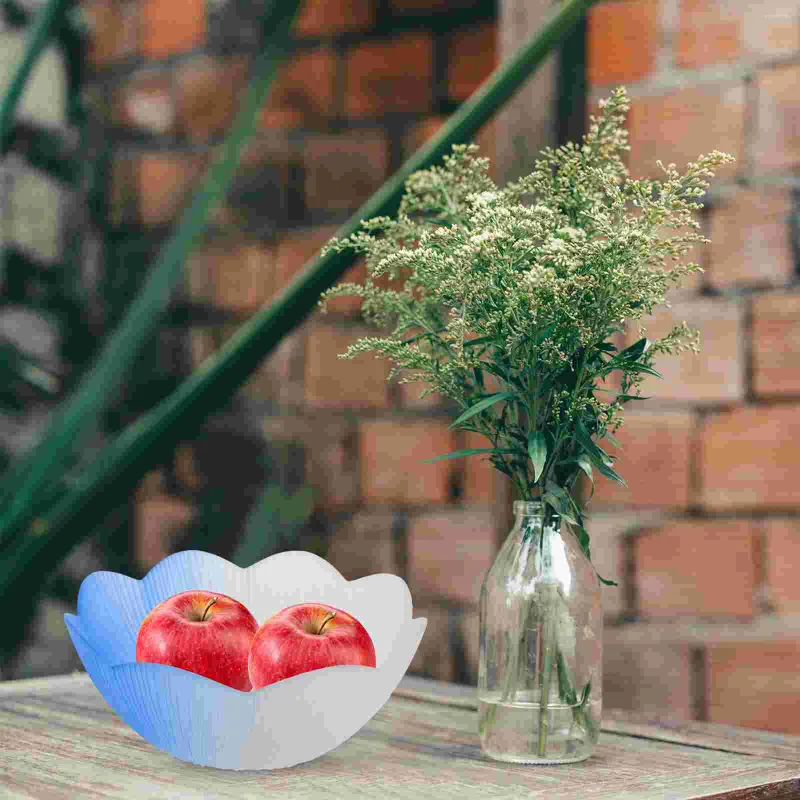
[318,86,735,504]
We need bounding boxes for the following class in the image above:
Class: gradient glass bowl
[64,549,427,770]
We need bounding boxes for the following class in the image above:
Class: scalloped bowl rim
[64,549,428,769]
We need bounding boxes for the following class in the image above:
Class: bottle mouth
[513,500,560,517]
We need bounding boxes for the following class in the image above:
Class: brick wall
[82,0,501,691]
[585,0,800,733]
[80,0,800,736]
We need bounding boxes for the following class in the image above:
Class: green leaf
[535,323,556,344]
[472,366,485,389]
[556,651,577,705]
[448,391,515,430]
[631,362,663,380]
[586,447,627,487]
[579,680,592,708]
[576,421,628,487]
[528,431,547,483]
[421,447,517,464]
[601,431,621,449]
[464,334,496,348]
[543,482,579,525]
[595,387,651,402]
[617,337,648,363]
[597,572,618,587]
[572,517,591,560]
[483,361,525,391]
[576,453,593,481]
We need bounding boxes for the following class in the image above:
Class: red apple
[136,590,258,691]
[248,602,376,690]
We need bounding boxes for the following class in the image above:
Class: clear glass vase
[478,500,603,764]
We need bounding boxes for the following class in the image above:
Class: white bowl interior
[66,549,427,770]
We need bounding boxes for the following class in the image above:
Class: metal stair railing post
[0,0,72,153]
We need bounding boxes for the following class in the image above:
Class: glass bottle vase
[478,500,603,764]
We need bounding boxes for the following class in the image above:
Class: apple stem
[201,596,218,622]
[317,611,336,634]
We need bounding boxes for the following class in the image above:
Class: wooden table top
[2,670,800,799]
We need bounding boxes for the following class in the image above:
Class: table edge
[4,670,800,763]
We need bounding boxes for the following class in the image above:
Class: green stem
[536,552,558,757]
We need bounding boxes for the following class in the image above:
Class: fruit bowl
[63,549,427,770]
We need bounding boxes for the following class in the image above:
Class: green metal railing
[0,0,597,667]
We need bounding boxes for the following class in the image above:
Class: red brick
[135,469,168,502]
[678,1,800,70]
[403,114,497,176]
[621,298,744,405]
[345,34,433,117]
[636,519,758,618]
[743,5,800,59]
[187,240,274,314]
[627,85,744,180]
[304,323,392,409]
[676,0,741,69]
[707,641,800,733]
[137,152,207,225]
[707,188,794,290]
[116,69,175,135]
[304,131,390,212]
[753,292,800,398]
[359,419,456,504]
[135,495,194,572]
[583,511,659,618]
[274,225,338,296]
[587,0,659,86]
[447,23,497,103]
[460,429,513,507]
[260,48,337,129]
[279,235,368,317]
[651,218,705,296]
[396,382,444,410]
[296,0,374,37]
[174,444,204,491]
[188,327,215,368]
[407,604,454,681]
[603,643,694,718]
[306,430,360,511]
[85,0,138,66]
[327,509,399,580]
[176,56,248,142]
[407,508,498,604]
[591,411,695,509]
[236,324,307,410]
[755,64,800,172]
[141,0,205,58]
[764,518,800,614]
[701,404,800,511]
[261,415,360,510]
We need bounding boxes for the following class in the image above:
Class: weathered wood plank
[394,675,800,763]
[1,672,799,799]
[605,614,800,647]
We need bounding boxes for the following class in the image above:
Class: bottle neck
[513,500,561,528]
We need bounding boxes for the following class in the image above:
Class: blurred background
[1,0,799,737]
